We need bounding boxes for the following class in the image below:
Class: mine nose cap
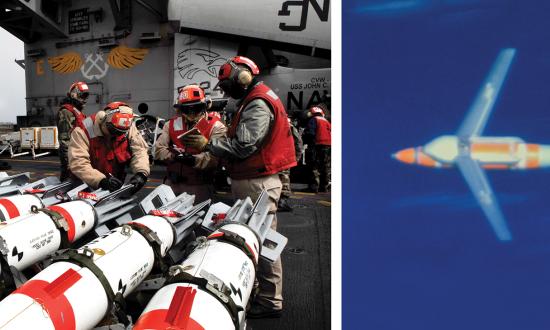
[392,147,415,164]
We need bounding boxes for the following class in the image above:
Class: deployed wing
[455,156,512,241]
[457,48,516,139]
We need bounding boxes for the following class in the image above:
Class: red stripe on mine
[48,205,76,242]
[0,198,20,219]
[14,268,81,330]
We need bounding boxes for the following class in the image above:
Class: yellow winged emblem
[47,52,83,74]
[107,46,149,69]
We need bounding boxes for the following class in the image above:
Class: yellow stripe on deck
[294,191,317,196]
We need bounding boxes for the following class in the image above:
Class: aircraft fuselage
[394,135,550,170]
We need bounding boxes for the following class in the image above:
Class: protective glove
[182,134,208,151]
[99,176,123,192]
[128,172,148,193]
[174,153,196,167]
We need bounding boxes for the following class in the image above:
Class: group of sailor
[56,56,302,318]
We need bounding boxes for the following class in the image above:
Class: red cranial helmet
[309,106,325,117]
[104,102,133,134]
[217,56,259,87]
[174,85,210,113]
[69,81,90,103]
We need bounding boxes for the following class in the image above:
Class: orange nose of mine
[392,148,416,164]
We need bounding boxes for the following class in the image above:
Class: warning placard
[69,8,89,34]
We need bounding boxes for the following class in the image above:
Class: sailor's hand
[182,134,208,151]
[128,172,148,193]
[99,176,123,192]
[174,153,196,167]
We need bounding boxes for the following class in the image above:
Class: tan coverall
[68,112,150,189]
[208,98,285,310]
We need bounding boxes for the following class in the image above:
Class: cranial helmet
[309,106,325,117]
[69,82,90,103]
[103,102,134,135]
[174,85,211,113]
[217,56,260,86]
[216,56,260,99]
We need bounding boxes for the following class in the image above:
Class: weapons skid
[0,186,213,329]
[92,184,183,237]
[0,174,69,198]
[0,172,30,196]
[246,190,287,263]
[0,185,178,299]
[17,176,61,194]
[89,185,138,236]
[202,190,287,262]
[0,177,80,223]
[166,199,211,265]
[139,183,173,208]
[0,172,30,187]
[134,190,288,330]
[40,181,88,206]
[173,199,211,244]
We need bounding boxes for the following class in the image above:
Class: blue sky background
[344,1,550,329]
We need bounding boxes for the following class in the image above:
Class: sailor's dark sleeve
[207,99,274,160]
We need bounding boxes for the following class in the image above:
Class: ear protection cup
[237,69,253,86]
[96,110,107,123]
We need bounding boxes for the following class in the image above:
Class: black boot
[278,197,293,212]
[247,303,283,319]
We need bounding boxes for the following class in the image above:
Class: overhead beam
[135,0,168,22]
[0,0,67,43]
[109,0,132,31]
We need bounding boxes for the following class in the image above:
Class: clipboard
[176,117,210,140]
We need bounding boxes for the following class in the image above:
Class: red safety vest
[60,104,86,128]
[227,83,297,180]
[77,114,132,180]
[168,113,220,153]
[314,116,331,146]
[166,113,220,184]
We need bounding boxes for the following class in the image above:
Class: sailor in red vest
[68,102,150,193]
[154,85,227,202]
[57,81,89,181]
[182,56,297,318]
[304,104,331,192]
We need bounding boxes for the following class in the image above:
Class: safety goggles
[78,91,89,100]
[174,102,207,114]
